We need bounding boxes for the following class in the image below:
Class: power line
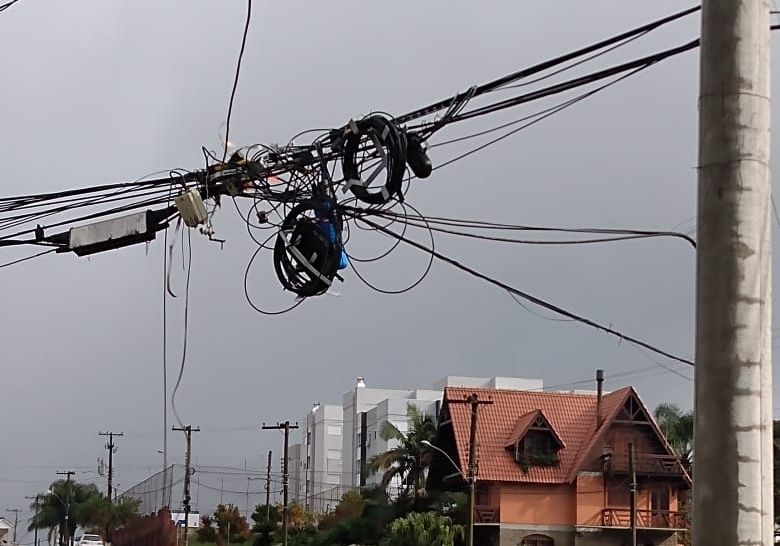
[222,0,253,163]
[353,215,692,366]
[0,248,55,269]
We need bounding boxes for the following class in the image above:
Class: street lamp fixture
[47,489,70,545]
[421,441,466,479]
[422,440,475,546]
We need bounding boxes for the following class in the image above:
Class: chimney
[356,377,366,388]
[596,369,605,428]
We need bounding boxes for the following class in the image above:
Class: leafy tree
[197,514,218,543]
[251,502,281,546]
[369,404,437,496]
[654,403,694,463]
[28,480,103,546]
[287,501,317,532]
[383,512,463,546]
[318,490,365,529]
[212,504,251,544]
[250,503,281,531]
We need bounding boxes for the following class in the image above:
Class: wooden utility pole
[695,1,772,545]
[25,495,42,546]
[56,470,75,546]
[628,443,637,546]
[99,431,123,502]
[6,508,18,544]
[263,421,299,546]
[450,394,493,546]
[265,450,272,519]
[173,425,200,546]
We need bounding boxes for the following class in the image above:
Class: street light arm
[421,441,467,480]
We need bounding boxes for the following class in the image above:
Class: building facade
[429,384,691,546]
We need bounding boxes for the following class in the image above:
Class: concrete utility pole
[694,1,772,545]
[6,509,19,543]
[173,425,200,546]
[263,421,299,546]
[99,431,124,502]
[450,394,493,546]
[56,470,75,546]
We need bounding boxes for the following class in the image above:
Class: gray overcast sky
[0,0,777,541]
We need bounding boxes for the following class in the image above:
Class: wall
[498,483,576,526]
[575,473,604,526]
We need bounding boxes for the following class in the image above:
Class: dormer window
[505,410,564,472]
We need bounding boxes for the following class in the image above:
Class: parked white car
[76,535,105,546]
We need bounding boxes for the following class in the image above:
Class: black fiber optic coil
[342,115,407,205]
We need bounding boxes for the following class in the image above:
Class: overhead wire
[221,0,253,164]
[354,215,693,367]
[171,228,193,428]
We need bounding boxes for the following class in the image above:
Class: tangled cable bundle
[0,6,709,365]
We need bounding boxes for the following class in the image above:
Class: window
[521,431,556,456]
[327,425,342,436]
[520,534,554,546]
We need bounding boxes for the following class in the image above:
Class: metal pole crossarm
[262,421,299,546]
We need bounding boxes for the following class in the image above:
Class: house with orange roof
[427,376,691,546]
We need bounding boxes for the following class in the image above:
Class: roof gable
[566,387,692,484]
[504,409,565,450]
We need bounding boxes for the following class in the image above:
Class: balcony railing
[605,453,686,476]
[601,508,689,530]
[474,505,500,524]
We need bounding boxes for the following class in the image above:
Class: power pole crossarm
[99,431,124,503]
[56,470,75,546]
[173,425,200,546]
[6,509,19,544]
[449,394,493,546]
[263,421,299,546]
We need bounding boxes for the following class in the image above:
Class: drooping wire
[171,229,193,428]
[222,0,253,164]
[356,215,693,367]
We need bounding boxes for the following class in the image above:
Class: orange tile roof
[443,386,632,484]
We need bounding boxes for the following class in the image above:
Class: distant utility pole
[99,431,124,502]
[628,443,637,546]
[265,450,272,519]
[56,470,75,546]
[6,508,19,543]
[263,421,299,546]
[173,425,200,546]
[695,1,772,546]
[450,394,493,546]
[25,494,43,546]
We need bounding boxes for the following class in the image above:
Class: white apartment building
[289,376,544,512]
[289,403,345,513]
[342,376,543,489]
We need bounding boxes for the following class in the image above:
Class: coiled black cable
[342,115,407,205]
[273,199,342,297]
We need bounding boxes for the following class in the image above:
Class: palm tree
[28,480,103,545]
[383,512,463,546]
[654,403,694,464]
[81,495,140,542]
[369,404,437,496]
